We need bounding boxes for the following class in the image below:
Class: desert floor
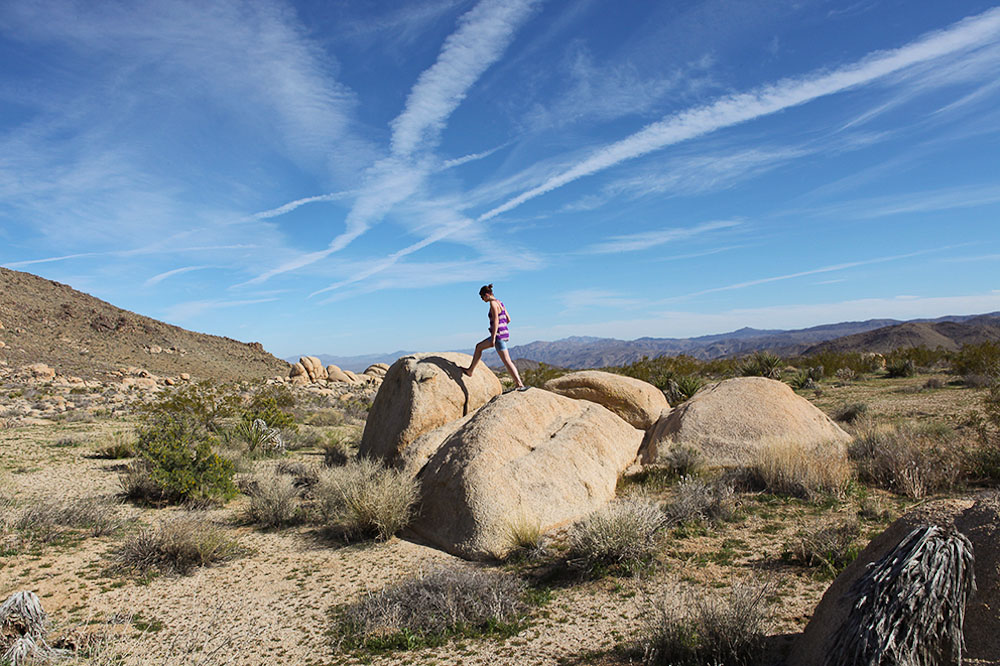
[0,372,990,665]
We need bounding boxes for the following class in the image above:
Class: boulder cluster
[358,353,850,560]
[286,356,388,386]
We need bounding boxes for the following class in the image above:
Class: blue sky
[2,1,999,358]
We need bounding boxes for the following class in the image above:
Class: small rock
[179,373,190,381]
[164,377,176,386]
[149,345,162,354]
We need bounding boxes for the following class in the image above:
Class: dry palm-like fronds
[1,590,65,665]
[826,525,975,666]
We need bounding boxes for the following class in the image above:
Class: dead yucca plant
[826,525,975,666]
[746,439,851,499]
[1,590,59,665]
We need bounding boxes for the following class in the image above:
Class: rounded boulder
[408,388,644,560]
[360,352,502,463]
[641,377,850,466]
[543,370,668,429]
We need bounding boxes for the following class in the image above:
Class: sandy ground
[0,374,990,665]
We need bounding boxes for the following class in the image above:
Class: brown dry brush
[826,525,975,666]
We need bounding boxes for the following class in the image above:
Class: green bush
[952,341,1000,379]
[139,381,239,433]
[128,416,236,505]
[665,375,704,405]
[885,358,916,378]
[243,384,297,431]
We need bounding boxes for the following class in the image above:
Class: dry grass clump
[321,430,358,467]
[333,567,528,651]
[664,476,735,525]
[745,439,851,499]
[113,516,242,575]
[241,470,302,528]
[304,408,344,426]
[567,498,668,576]
[502,515,547,562]
[314,459,418,541]
[849,419,964,498]
[657,445,703,478]
[832,402,869,424]
[641,580,775,666]
[782,518,861,578]
[94,430,136,459]
[11,497,124,543]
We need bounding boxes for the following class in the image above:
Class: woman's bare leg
[464,338,492,376]
[498,348,524,388]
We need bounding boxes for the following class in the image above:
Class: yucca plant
[738,351,782,379]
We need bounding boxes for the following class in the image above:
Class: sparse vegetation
[950,340,1000,382]
[94,430,136,459]
[745,440,851,499]
[737,351,781,379]
[641,580,775,666]
[113,516,242,575]
[849,420,964,498]
[503,515,547,562]
[233,418,285,456]
[332,567,529,652]
[782,518,861,577]
[665,375,704,405]
[242,470,302,528]
[314,458,418,541]
[664,476,736,525]
[885,358,916,378]
[833,402,869,424]
[567,498,668,577]
[10,497,124,544]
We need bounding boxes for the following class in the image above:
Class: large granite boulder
[326,364,352,383]
[640,377,850,466]
[299,356,325,382]
[789,493,1000,666]
[360,352,501,463]
[407,388,644,560]
[543,370,668,429]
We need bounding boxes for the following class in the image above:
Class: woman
[463,284,527,391]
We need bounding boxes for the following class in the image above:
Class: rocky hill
[0,267,289,381]
[803,314,1000,354]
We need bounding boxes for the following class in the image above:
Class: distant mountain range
[291,312,1000,372]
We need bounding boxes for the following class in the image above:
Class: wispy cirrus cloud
[584,220,742,255]
[477,7,1000,221]
[143,265,211,287]
[251,0,540,286]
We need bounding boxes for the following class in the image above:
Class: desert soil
[0,373,990,665]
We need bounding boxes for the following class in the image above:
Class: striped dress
[491,301,509,341]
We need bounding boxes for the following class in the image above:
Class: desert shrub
[798,351,884,378]
[786,370,817,390]
[962,373,996,388]
[520,362,569,388]
[313,459,418,541]
[94,430,136,459]
[665,375,704,405]
[332,567,528,652]
[233,418,285,456]
[127,415,236,505]
[321,430,358,467]
[273,460,321,489]
[113,516,241,575]
[242,384,296,431]
[782,518,861,578]
[503,515,547,562]
[567,498,668,577]
[744,440,851,499]
[303,409,344,427]
[923,376,946,390]
[951,341,1000,379]
[242,471,302,528]
[11,497,124,544]
[641,580,774,666]
[835,367,856,382]
[737,351,781,379]
[656,445,703,479]
[849,421,965,498]
[140,381,239,433]
[885,358,916,378]
[833,402,869,424]
[664,476,735,525]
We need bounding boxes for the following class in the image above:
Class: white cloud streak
[143,265,210,287]
[477,7,1000,221]
[247,190,357,221]
[583,220,741,254]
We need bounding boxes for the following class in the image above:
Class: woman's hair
[479,283,494,297]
